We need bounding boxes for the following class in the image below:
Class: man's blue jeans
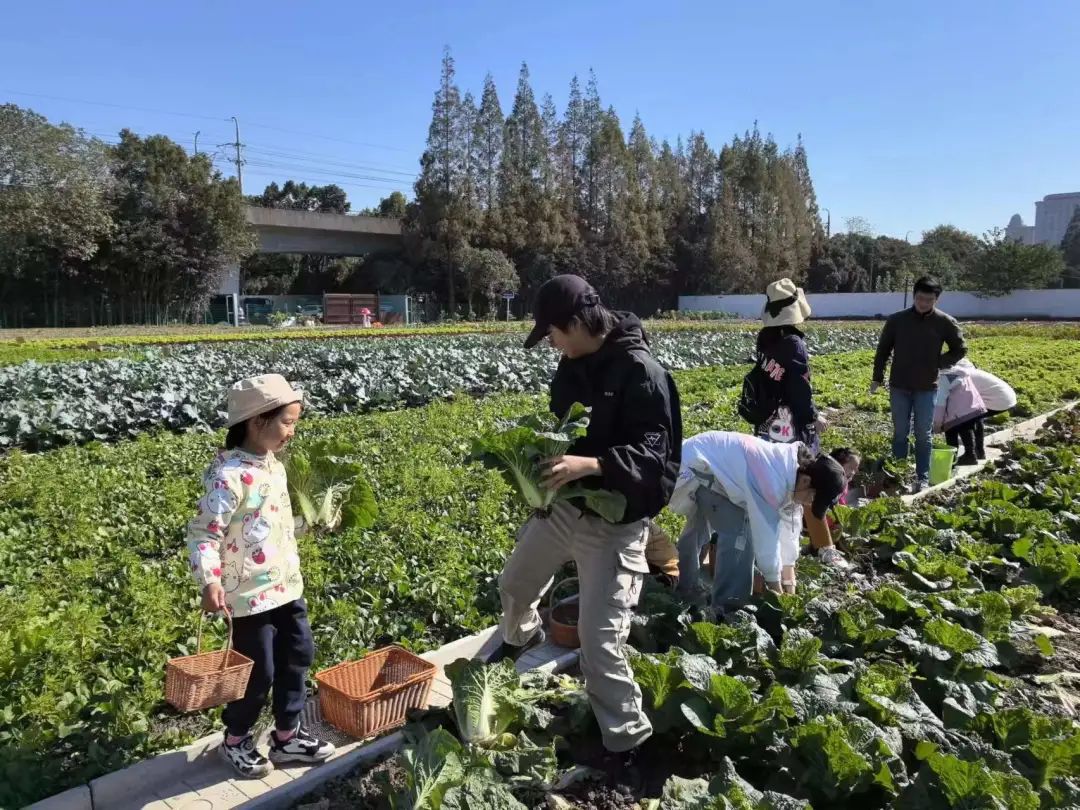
[890,388,935,483]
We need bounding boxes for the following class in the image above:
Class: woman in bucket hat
[739,280,848,569]
[751,278,820,450]
[185,374,335,778]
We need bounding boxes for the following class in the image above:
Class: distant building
[1006,192,1080,246]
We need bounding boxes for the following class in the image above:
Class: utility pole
[193,130,200,156]
[903,230,913,306]
[822,207,831,239]
[230,116,243,194]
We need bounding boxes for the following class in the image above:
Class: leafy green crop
[471,403,626,521]
[284,438,377,534]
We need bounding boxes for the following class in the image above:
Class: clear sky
[2,0,1077,239]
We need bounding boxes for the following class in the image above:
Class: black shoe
[219,734,273,778]
[269,725,335,764]
[976,448,987,461]
[957,453,979,466]
[485,628,546,664]
[600,746,643,791]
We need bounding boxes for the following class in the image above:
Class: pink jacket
[934,367,988,432]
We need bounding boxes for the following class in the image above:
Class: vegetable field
[0,326,878,451]
[313,407,1080,810]
[1,324,1079,807]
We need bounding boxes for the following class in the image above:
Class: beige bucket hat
[226,374,303,427]
[762,278,812,328]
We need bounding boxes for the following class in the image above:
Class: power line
[1,89,413,153]
[83,131,418,178]
[240,159,411,187]
[243,146,417,177]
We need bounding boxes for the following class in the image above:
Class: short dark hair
[796,448,848,519]
[829,447,861,468]
[567,303,618,337]
[224,404,290,450]
[913,276,942,297]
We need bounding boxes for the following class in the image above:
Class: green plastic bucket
[929,447,956,486]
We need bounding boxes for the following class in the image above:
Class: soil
[548,782,641,810]
[299,755,405,810]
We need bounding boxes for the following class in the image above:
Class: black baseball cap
[523,275,601,349]
[806,454,847,520]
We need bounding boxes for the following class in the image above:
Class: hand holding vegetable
[471,403,626,522]
[542,455,600,491]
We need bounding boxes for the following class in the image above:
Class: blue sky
[2,0,1077,238]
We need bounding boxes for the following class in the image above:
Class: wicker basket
[315,646,436,739]
[547,575,580,649]
[165,613,253,713]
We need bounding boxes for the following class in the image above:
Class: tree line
[405,49,825,317]
[0,104,250,328]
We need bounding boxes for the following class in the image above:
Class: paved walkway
[30,628,578,810]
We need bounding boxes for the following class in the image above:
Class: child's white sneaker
[269,725,335,764]
[219,734,273,778]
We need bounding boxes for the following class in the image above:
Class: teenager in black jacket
[487,274,681,776]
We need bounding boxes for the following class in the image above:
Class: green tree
[249,180,350,213]
[460,246,518,316]
[409,46,473,316]
[474,73,504,214]
[1061,206,1080,287]
[241,253,300,294]
[95,130,252,322]
[0,104,113,326]
[965,227,1066,296]
[498,62,552,257]
[919,224,979,289]
[376,191,408,219]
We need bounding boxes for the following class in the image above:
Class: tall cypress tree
[474,73,503,214]
[498,63,546,256]
[411,46,467,314]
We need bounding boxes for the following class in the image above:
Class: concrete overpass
[246,205,403,254]
[218,206,404,295]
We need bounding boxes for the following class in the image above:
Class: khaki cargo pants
[498,501,653,752]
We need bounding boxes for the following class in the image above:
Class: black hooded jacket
[548,313,682,523]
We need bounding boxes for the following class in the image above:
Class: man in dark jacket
[871,276,967,492]
[488,274,682,766]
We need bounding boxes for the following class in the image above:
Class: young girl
[946,358,1016,460]
[934,363,988,465]
[823,447,861,535]
[186,374,334,778]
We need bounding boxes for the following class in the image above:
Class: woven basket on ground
[315,645,436,739]
[165,612,253,712]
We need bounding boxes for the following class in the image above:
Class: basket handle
[546,576,579,611]
[195,611,235,670]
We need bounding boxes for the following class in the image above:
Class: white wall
[677,289,1080,320]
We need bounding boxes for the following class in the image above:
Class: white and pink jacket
[186,448,303,617]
